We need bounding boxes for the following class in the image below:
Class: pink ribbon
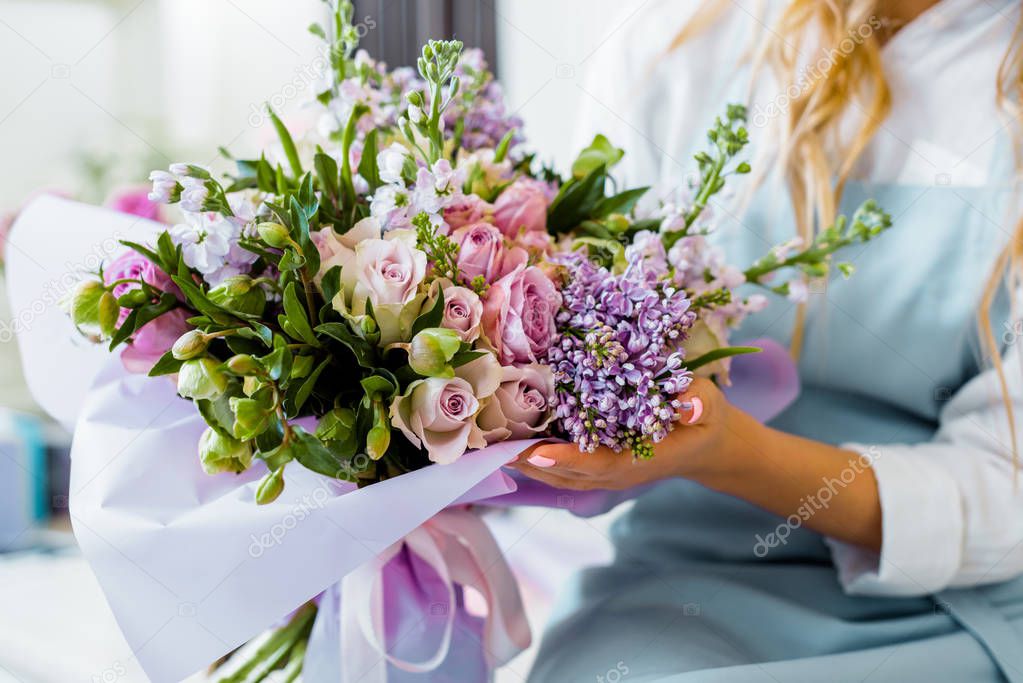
[339,508,531,682]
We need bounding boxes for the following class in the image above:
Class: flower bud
[606,214,630,233]
[409,328,462,378]
[227,354,262,376]
[97,291,120,338]
[257,222,292,249]
[172,330,208,360]
[69,280,105,328]
[209,276,266,316]
[198,427,253,475]
[177,357,229,400]
[255,467,285,505]
[366,402,390,460]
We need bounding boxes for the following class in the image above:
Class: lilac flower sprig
[547,251,696,458]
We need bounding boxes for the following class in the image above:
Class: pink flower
[433,280,483,342]
[443,194,494,230]
[104,250,181,324]
[390,353,501,463]
[452,222,526,285]
[493,178,549,239]
[339,230,428,343]
[311,218,381,287]
[107,187,163,222]
[482,264,561,364]
[477,363,556,442]
[120,308,191,374]
[104,250,189,373]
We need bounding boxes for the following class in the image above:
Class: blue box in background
[0,411,71,550]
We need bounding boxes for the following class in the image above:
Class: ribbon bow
[334,507,531,682]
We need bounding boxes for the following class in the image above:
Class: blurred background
[0,1,633,681]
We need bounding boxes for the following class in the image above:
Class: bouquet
[13,2,891,681]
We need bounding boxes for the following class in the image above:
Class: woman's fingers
[509,461,601,490]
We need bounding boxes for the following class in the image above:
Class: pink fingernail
[686,397,704,424]
[527,454,556,468]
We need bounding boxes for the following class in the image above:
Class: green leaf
[493,128,516,163]
[172,276,231,321]
[260,336,294,382]
[571,134,623,179]
[282,282,320,346]
[314,151,340,204]
[308,22,326,39]
[410,288,445,337]
[320,266,342,307]
[450,350,486,368]
[358,128,381,190]
[290,426,348,479]
[592,187,649,218]
[148,351,185,377]
[268,106,303,178]
[548,164,608,234]
[292,358,329,413]
[119,240,161,269]
[685,346,761,372]
[361,374,396,399]
[315,322,376,368]
[235,322,274,348]
[197,390,240,439]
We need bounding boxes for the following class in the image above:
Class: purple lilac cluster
[546,252,697,457]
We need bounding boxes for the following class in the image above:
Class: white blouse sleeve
[828,343,1023,596]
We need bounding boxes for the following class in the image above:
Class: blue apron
[528,137,1023,681]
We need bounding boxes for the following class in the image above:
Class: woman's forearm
[688,405,884,552]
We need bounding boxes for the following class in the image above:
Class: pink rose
[339,230,428,343]
[477,363,556,442]
[515,229,553,254]
[390,353,501,463]
[443,194,494,230]
[493,178,549,239]
[435,281,483,342]
[452,222,527,285]
[107,187,163,222]
[104,250,181,324]
[104,250,188,373]
[311,217,381,287]
[482,264,561,364]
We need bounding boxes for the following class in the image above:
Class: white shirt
[577,0,1023,596]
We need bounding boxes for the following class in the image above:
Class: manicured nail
[686,397,704,424]
[527,454,557,468]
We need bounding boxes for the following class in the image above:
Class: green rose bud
[177,357,229,400]
[97,291,120,338]
[366,401,391,461]
[209,276,266,316]
[409,328,462,378]
[255,466,285,505]
[69,280,105,328]
[257,222,292,249]
[227,354,262,376]
[198,427,253,475]
[171,330,209,360]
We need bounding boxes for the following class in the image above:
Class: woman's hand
[509,376,884,552]
[508,378,750,490]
